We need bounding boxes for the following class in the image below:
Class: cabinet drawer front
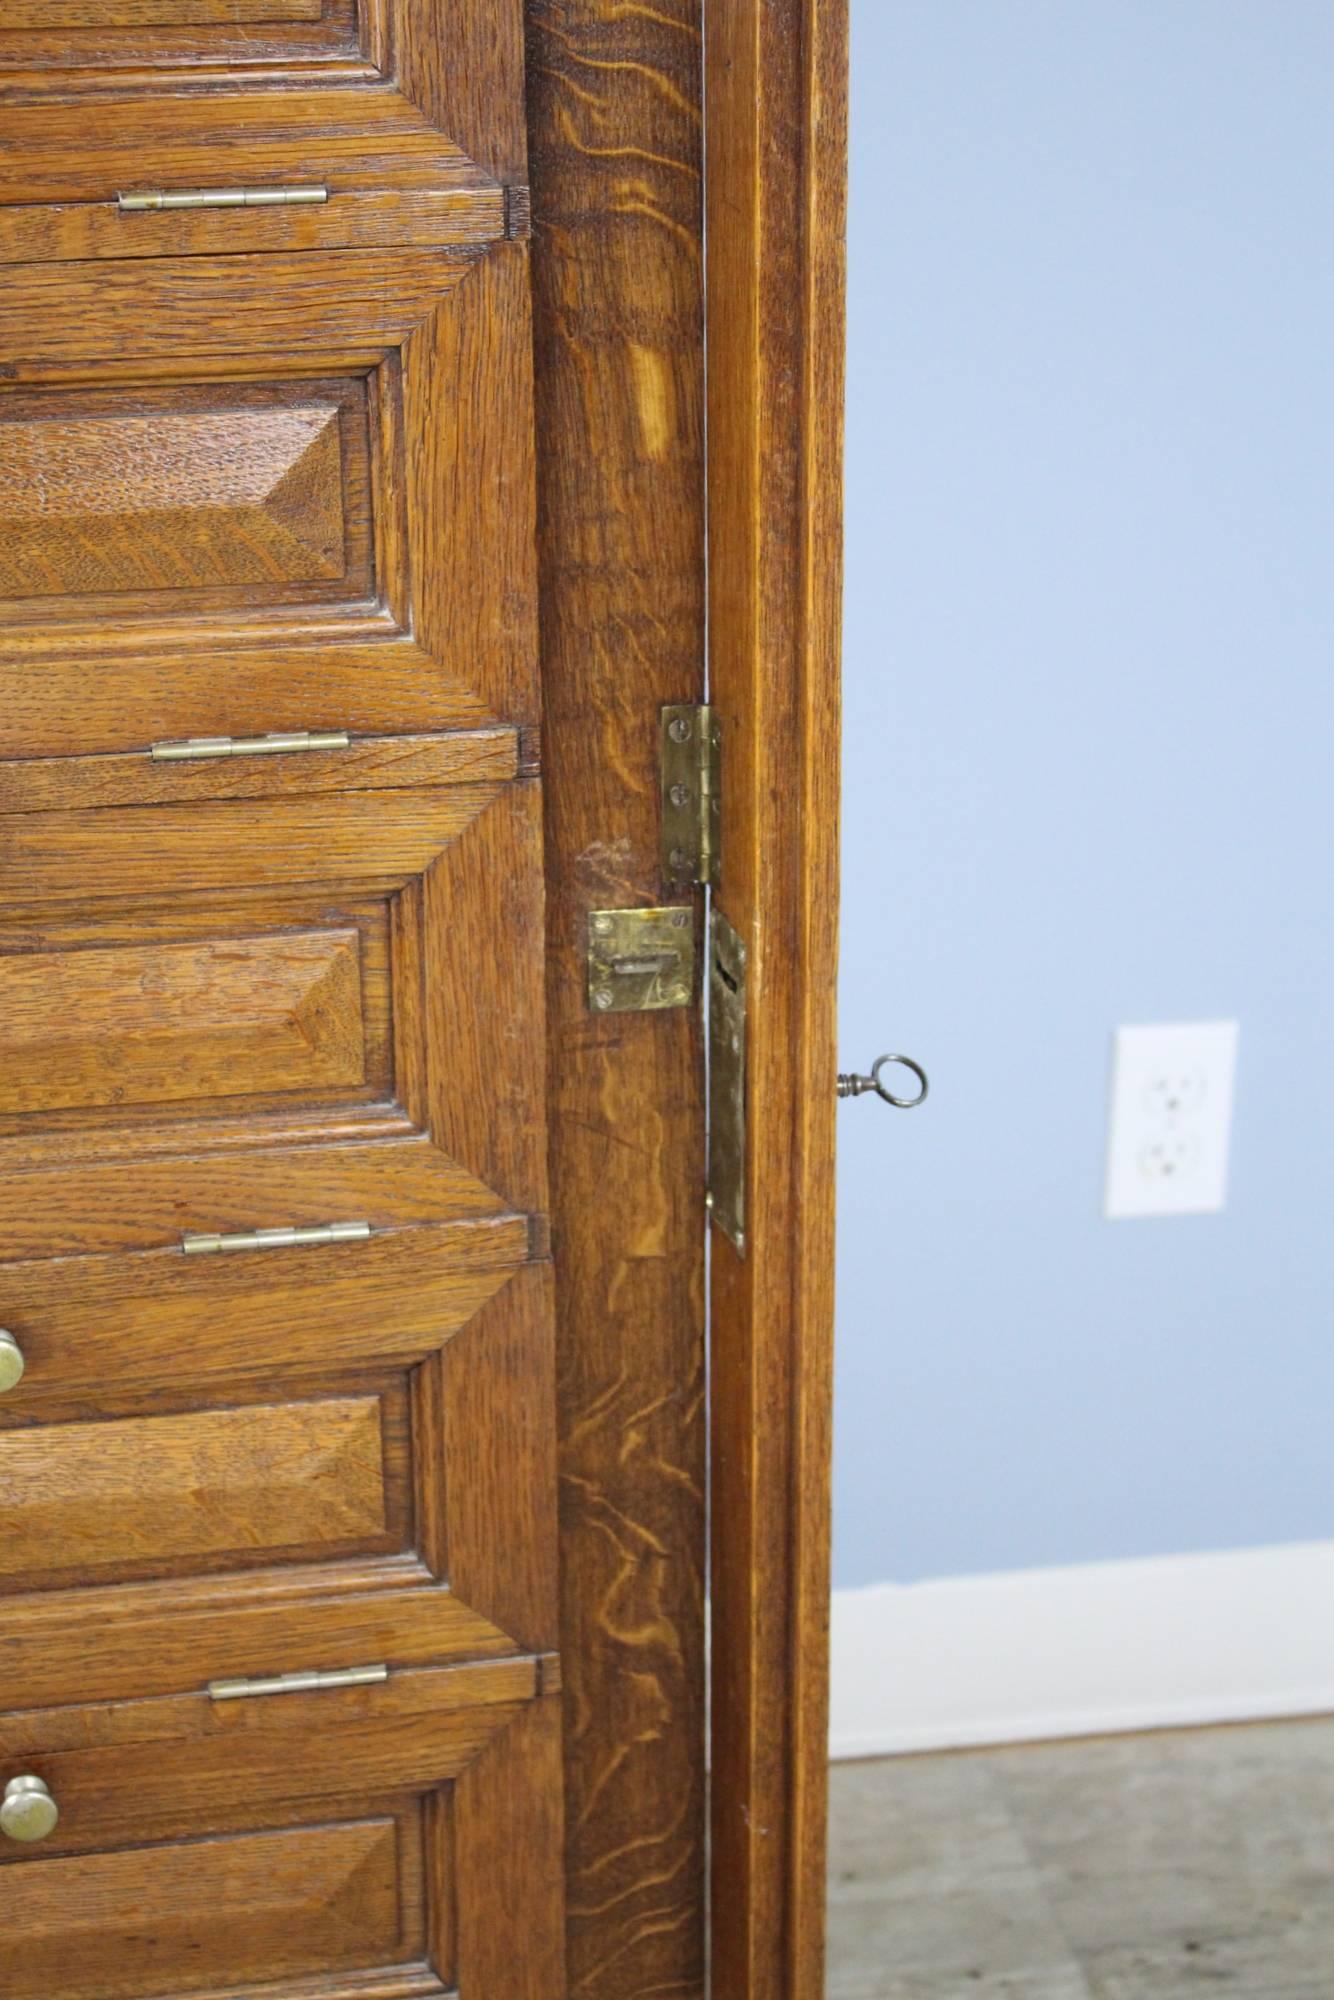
[1,1816,411,2000]
[0,1664,563,1999]
[0,3,524,264]
[0,781,547,1262]
[0,250,536,758]
[0,0,357,81]
[0,1219,528,1403]
[0,1261,557,1712]
[0,1391,403,1592]
[0,929,371,1118]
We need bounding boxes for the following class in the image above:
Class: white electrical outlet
[1104,1021,1239,1219]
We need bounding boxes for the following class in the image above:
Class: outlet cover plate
[1104,1020,1239,1219]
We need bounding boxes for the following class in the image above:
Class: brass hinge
[660,704,720,889]
[181,1221,372,1256]
[150,729,350,763]
[587,906,695,1014]
[118,185,328,211]
[208,1663,387,1702]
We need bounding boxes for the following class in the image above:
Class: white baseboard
[830,1539,1334,1759]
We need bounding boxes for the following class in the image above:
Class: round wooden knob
[1,1776,58,1843]
[0,1332,25,1395]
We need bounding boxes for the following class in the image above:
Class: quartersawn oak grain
[0,1390,399,1590]
[526,3,709,1993]
[0,928,369,1116]
[706,2,849,1996]
[0,0,528,271]
[0,1817,411,2000]
[0,378,364,601]
[0,13,568,1985]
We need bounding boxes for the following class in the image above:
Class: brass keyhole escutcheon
[0,1332,25,1395]
[1,1776,58,1843]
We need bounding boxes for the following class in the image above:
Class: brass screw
[668,716,692,742]
[591,913,613,936]
[593,989,613,1011]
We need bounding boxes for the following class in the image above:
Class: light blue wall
[835,2,1334,1589]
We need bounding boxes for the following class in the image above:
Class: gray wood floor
[827,1717,1334,1998]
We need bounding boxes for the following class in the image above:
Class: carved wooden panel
[0,1216,522,1398]
[0,779,544,1251]
[0,1664,564,1997]
[0,1816,412,2000]
[0,252,536,753]
[0,1387,406,1591]
[0,928,370,1117]
[11,1,327,21]
[0,1210,553,1716]
[0,897,391,1144]
[0,378,370,617]
[0,0,357,82]
[0,0,527,269]
[0,0,579,1988]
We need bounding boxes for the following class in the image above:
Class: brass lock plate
[587,906,695,1013]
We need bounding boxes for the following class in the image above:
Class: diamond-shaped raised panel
[0,380,369,616]
[0,780,545,1256]
[0,251,537,749]
[0,0,526,262]
[0,1671,560,1997]
[0,1815,415,2000]
[0,1389,404,1593]
[0,927,370,1117]
[0,0,360,78]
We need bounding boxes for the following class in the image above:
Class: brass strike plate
[587,906,695,1013]
[708,909,747,1253]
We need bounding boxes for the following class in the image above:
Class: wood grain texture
[5,1,327,24]
[705,1,848,1996]
[0,1659,536,1857]
[0,0,527,229]
[0,257,537,753]
[0,380,360,602]
[0,1669,561,1997]
[0,1134,501,1264]
[0,0,359,91]
[0,893,393,1153]
[0,1219,528,1404]
[400,240,542,731]
[0,1570,515,1713]
[0,1391,397,1589]
[0,20,565,1991]
[0,928,368,1116]
[526,4,708,1994]
[422,780,549,1215]
[0,728,517,815]
[0,250,475,367]
[440,1260,559,1656]
[454,1691,566,1998]
[0,632,496,763]
[0,785,501,906]
[0,188,506,266]
[0,1817,409,2000]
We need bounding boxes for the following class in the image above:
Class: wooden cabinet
[0,3,566,1988]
